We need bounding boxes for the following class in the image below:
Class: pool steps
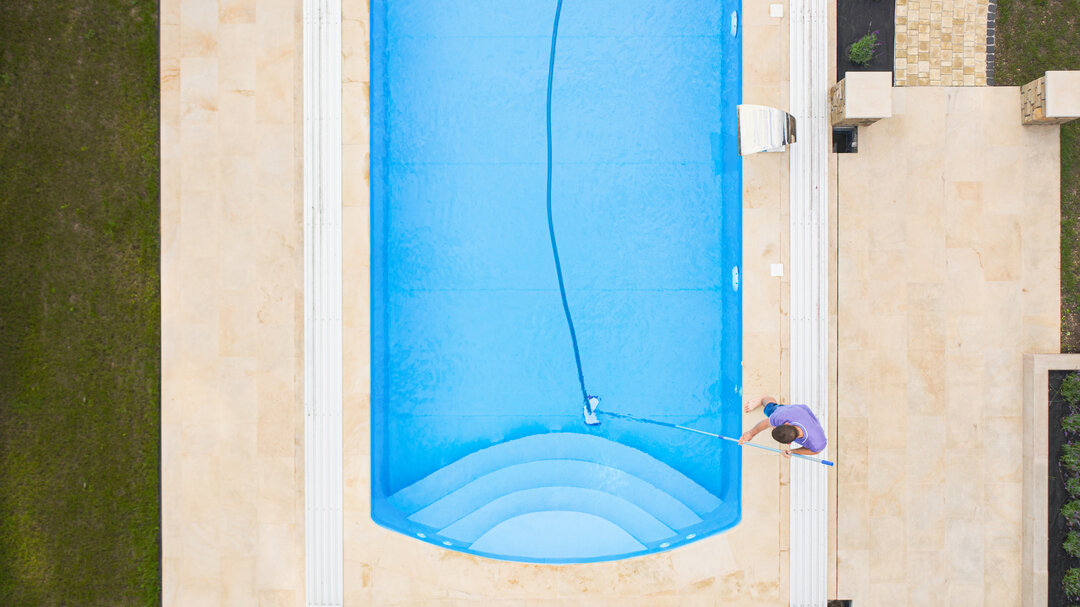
[386,432,724,560]
[403,460,703,530]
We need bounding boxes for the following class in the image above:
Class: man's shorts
[763,401,780,417]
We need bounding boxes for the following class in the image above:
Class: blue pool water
[371,0,742,563]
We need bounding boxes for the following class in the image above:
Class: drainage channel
[788,0,831,602]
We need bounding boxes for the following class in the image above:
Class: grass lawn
[995,0,1080,352]
[0,1,160,605]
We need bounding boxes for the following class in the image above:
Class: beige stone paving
[161,0,306,604]
[833,86,1060,605]
[895,0,989,86]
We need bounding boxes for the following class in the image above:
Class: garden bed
[836,0,895,81]
[1050,370,1079,605]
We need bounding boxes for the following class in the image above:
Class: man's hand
[738,431,753,445]
[781,449,791,459]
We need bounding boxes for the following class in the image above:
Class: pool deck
[834,87,1060,605]
[160,0,1061,604]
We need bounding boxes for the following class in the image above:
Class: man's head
[772,424,798,444]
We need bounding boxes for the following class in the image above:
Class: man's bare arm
[738,419,771,444]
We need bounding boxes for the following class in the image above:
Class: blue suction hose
[545,0,592,413]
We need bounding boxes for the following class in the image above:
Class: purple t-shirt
[768,404,827,453]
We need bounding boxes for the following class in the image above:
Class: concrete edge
[1023,353,1080,607]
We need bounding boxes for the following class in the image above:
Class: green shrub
[1064,500,1080,525]
[1068,476,1080,497]
[1068,531,1080,558]
[848,30,881,66]
[1065,414,1080,434]
[1064,373,1080,406]
[1064,445,1080,472]
[1066,568,1080,598]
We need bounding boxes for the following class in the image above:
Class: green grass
[0,1,160,605]
[996,0,1080,351]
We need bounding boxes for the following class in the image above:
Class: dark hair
[772,424,798,444]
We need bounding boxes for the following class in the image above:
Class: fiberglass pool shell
[370,1,743,563]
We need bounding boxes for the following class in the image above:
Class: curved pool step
[406,459,702,531]
[387,432,721,515]
[440,486,674,544]
[470,511,646,560]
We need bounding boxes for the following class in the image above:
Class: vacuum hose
[545,0,590,409]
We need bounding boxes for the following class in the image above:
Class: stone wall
[830,77,889,127]
[1022,73,1080,125]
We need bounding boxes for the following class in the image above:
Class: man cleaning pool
[739,395,827,458]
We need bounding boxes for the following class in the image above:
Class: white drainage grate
[787,0,830,602]
[303,0,343,604]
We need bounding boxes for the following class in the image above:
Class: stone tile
[868,449,906,515]
[983,549,1021,604]
[906,483,946,551]
[178,521,222,579]
[869,517,906,583]
[982,281,1024,349]
[343,81,370,146]
[181,577,225,605]
[180,0,219,57]
[983,482,1022,553]
[907,549,948,606]
[983,416,1023,483]
[257,589,296,607]
[944,381,983,444]
[1023,314,1060,354]
[944,247,985,315]
[982,148,1025,216]
[980,214,1022,282]
[905,216,947,283]
[742,24,785,84]
[222,556,257,604]
[982,349,1022,417]
[342,143,371,208]
[256,523,296,591]
[218,288,260,357]
[220,0,255,24]
[219,24,256,91]
[255,8,296,125]
[906,416,946,483]
[838,416,869,484]
[257,371,297,457]
[257,456,295,524]
[907,349,946,416]
[948,582,985,607]
[907,283,946,351]
[945,519,985,583]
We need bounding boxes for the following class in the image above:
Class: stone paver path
[895,0,991,86]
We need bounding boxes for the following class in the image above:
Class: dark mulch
[1051,370,1079,606]
[836,0,896,81]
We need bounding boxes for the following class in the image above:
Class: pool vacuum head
[584,396,601,426]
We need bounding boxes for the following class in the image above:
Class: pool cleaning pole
[596,410,835,467]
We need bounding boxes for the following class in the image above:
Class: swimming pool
[370,0,742,563]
